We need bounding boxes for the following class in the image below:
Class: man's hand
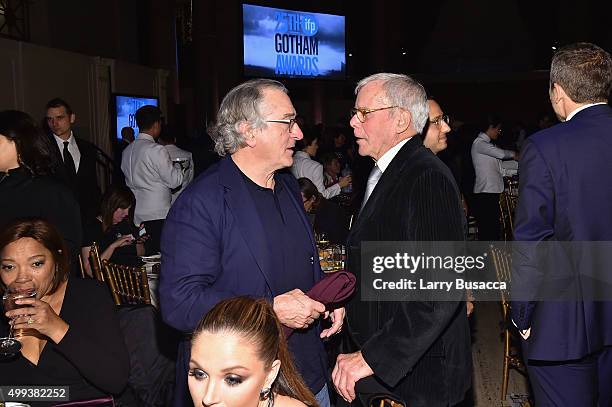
[332,351,374,402]
[320,307,345,338]
[273,289,325,329]
[466,301,474,317]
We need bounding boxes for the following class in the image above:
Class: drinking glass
[0,279,37,355]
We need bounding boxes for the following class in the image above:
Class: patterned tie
[63,141,77,179]
[360,164,382,211]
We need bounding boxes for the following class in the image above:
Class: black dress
[82,218,141,266]
[0,167,82,258]
[0,277,130,406]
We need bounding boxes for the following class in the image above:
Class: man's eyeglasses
[430,114,450,127]
[350,106,398,123]
[266,118,297,133]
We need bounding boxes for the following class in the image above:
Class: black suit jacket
[50,134,102,220]
[345,137,472,407]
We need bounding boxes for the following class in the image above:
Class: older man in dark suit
[160,79,343,407]
[333,73,471,407]
[46,98,101,220]
[511,43,612,406]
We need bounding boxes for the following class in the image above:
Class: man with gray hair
[333,73,471,406]
[159,79,343,407]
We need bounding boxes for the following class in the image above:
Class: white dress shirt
[53,132,81,172]
[291,151,341,199]
[565,102,608,121]
[121,133,185,224]
[164,144,194,204]
[471,133,516,193]
[376,137,411,173]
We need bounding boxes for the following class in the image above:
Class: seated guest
[188,297,317,407]
[298,178,350,245]
[321,153,342,188]
[291,131,350,199]
[0,218,129,403]
[81,186,145,276]
[0,110,81,264]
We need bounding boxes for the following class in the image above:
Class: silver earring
[259,387,271,400]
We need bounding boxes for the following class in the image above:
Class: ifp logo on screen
[275,11,319,36]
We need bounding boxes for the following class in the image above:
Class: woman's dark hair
[0,218,69,295]
[298,177,319,201]
[0,110,57,176]
[100,186,135,232]
[321,153,339,169]
[193,297,317,406]
[295,128,318,151]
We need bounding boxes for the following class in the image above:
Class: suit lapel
[278,175,322,280]
[349,137,422,241]
[219,157,275,292]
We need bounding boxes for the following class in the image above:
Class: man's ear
[238,121,257,147]
[396,109,412,134]
[69,113,76,125]
[551,82,570,104]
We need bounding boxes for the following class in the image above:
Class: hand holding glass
[1,279,37,355]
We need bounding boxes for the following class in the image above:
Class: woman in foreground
[188,296,318,407]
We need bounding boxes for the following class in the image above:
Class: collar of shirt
[477,132,491,143]
[375,137,412,173]
[235,161,282,192]
[565,102,608,121]
[136,132,155,142]
[294,150,310,159]
[53,131,74,147]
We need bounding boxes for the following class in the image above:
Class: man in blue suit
[511,42,612,406]
[159,79,344,407]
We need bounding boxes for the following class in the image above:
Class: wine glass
[0,279,37,356]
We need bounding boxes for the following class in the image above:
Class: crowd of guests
[1,41,611,407]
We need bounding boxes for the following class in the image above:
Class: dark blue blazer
[511,104,612,361]
[159,156,324,405]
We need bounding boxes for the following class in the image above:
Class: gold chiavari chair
[89,242,105,282]
[370,395,405,407]
[102,260,151,306]
[499,191,518,241]
[78,253,86,279]
[490,245,526,402]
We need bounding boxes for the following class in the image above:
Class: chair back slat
[102,260,151,305]
[89,242,105,282]
[490,245,512,306]
[78,253,86,279]
[490,244,526,401]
